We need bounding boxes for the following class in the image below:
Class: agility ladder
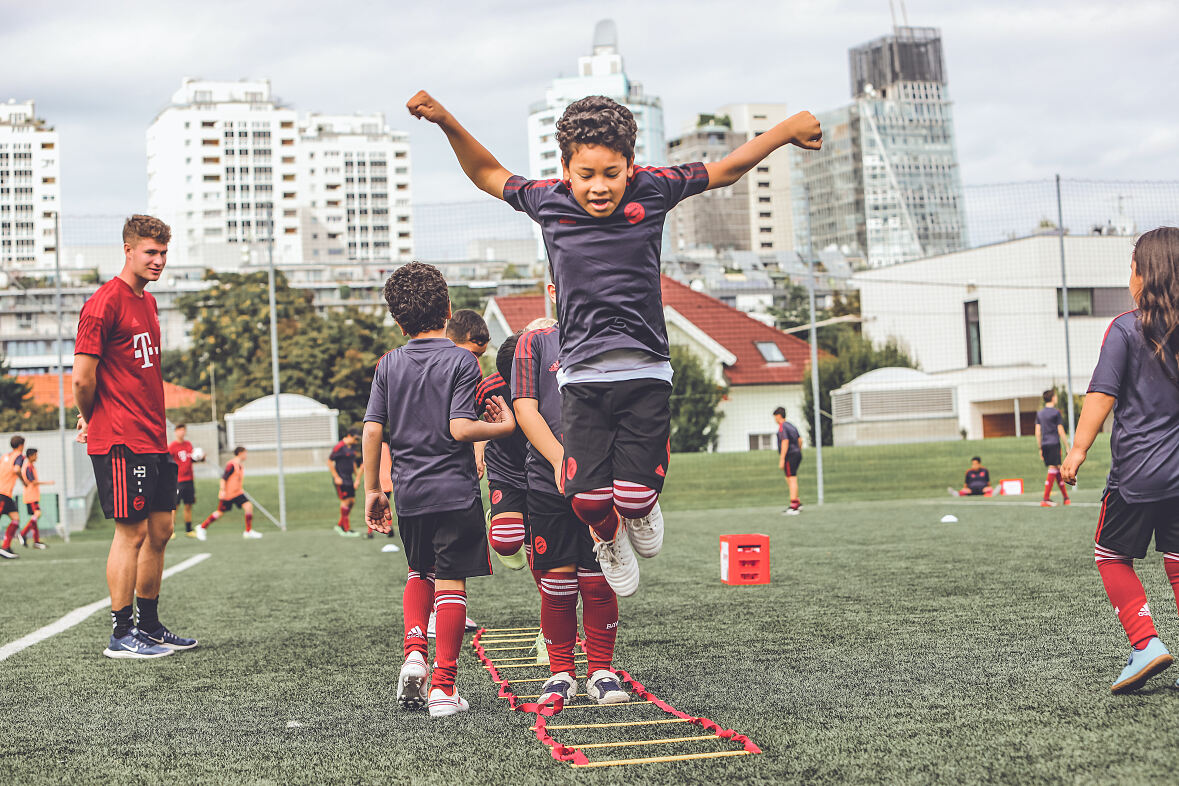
[472,625,762,768]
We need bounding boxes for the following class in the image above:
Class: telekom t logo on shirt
[132,331,159,369]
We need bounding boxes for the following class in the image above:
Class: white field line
[914,499,1100,508]
[0,553,211,662]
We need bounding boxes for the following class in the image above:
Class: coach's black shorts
[336,482,356,500]
[1042,444,1062,467]
[527,490,600,572]
[398,496,492,580]
[783,452,802,478]
[489,481,527,519]
[177,480,196,506]
[218,494,249,513]
[1095,487,1179,559]
[91,446,178,523]
[26,501,40,516]
[0,494,16,517]
[560,378,672,498]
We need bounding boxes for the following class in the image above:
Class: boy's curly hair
[556,96,637,164]
[384,262,450,337]
[123,214,171,246]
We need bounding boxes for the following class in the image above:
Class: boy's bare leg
[134,510,174,600]
[108,519,148,637]
[787,476,800,507]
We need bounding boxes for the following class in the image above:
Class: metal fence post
[266,211,287,530]
[808,257,824,505]
[1056,175,1077,436]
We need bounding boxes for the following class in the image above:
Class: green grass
[7,437,1174,785]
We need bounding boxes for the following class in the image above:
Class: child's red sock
[200,511,220,529]
[338,501,352,531]
[533,569,579,674]
[1043,469,1057,501]
[244,512,253,532]
[612,480,658,520]
[1056,472,1070,500]
[571,490,616,540]
[431,589,467,691]
[578,568,617,674]
[403,570,434,658]
[1165,553,1179,614]
[2,521,17,549]
[1095,545,1157,648]
[488,514,525,556]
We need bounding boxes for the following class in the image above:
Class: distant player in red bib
[1062,227,1179,693]
[168,423,204,536]
[74,214,195,657]
[17,447,52,549]
[0,435,27,560]
[328,428,362,537]
[949,456,993,497]
[196,447,258,540]
[408,88,822,592]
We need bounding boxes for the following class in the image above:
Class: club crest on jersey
[132,331,159,369]
[623,202,645,224]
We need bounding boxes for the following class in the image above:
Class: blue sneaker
[1112,637,1173,693]
[138,625,198,651]
[103,631,174,660]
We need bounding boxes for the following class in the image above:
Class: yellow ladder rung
[502,675,587,685]
[538,718,693,731]
[568,734,720,750]
[478,626,541,633]
[571,750,754,768]
[492,659,586,670]
[481,645,539,652]
[492,654,587,664]
[477,638,538,645]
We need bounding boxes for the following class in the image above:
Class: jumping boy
[950,457,993,497]
[195,447,261,540]
[328,427,363,537]
[74,214,196,657]
[1037,389,1071,507]
[773,407,803,514]
[362,261,515,718]
[18,448,52,549]
[168,424,203,535]
[513,301,631,707]
[408,90,821,580]
[0,435,26,559]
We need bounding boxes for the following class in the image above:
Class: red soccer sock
[20,519,37,538]
[338,502,352,531]
[200,511,220,529]
[430,589,467,691]
[1095,545,1158,648]
[403,570,434,658]
[571,489,616,539]
[1,521,16,549]
[244,512,253,532]
[1043,469,1058,501]
[578,569,617,674]
[613,480,658,520]
[1056,473,1070,500]
[488,514,526,556]
[1165,554,1179,614]
[533,569,579,675]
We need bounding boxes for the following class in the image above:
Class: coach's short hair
[123,214,171,246]
[10,435,24,449]
[446,309,490,346]
[1042,389,1055,403]
[556,95,637,164]
[384,262,449,337]
[773,407,786,418]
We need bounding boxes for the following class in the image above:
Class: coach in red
[74,215,197,659]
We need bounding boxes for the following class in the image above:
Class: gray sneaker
[591,520,639,597]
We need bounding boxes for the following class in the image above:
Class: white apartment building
[716,103,793,254]
[0,100,61,275]
[147,79,412,273]
[299,113,412,266]
[527,19,665,179]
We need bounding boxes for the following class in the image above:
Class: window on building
[748,433,775,451]
[760,242,773,249]
[758,196,771,203]
[756,166,770,173]
[964,300,982,366]
[1057,287,1134,318]
[755,342,786,362]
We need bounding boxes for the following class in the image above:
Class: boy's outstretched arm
[704,111,822,190]
[407,90,512,199]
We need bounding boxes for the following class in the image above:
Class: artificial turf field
[4,434,1179,785]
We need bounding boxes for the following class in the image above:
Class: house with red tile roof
[17,373,209,412]
[484,276,816,452]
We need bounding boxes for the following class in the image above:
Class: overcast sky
[4,0,1177,220]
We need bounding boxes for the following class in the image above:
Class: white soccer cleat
[624,502,664,558]
[586,669,629,705]
[243,530,263,539]
[427,686,469,718]
[397,651,429,710]
[591,520,640,597]
[426,611,436,639]
[195,527,207,542]
[538,671,578,706]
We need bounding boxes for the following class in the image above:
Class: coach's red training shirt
[169,440,195,482]
[75,277,168,455]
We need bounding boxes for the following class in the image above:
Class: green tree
[802,331,917,446]
[0,355,60,431]
[669,345,726,452]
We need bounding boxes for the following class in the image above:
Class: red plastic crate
[720,534,770,585]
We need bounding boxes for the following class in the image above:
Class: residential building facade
[0,100,61,275]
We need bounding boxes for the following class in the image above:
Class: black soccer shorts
[489,481,527,519]
[783,453,802,478]
[1041,444,1062,467]
[560,378,672,498]
[526,490,600,572]
[336,482,356,500]
[398,496,492,581]
[91,446,178,523]
[1095,487,1179,559]
[177,480,196,506]
[217,494,249,513]
[26,501,40,516]
[0,494,16,517]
